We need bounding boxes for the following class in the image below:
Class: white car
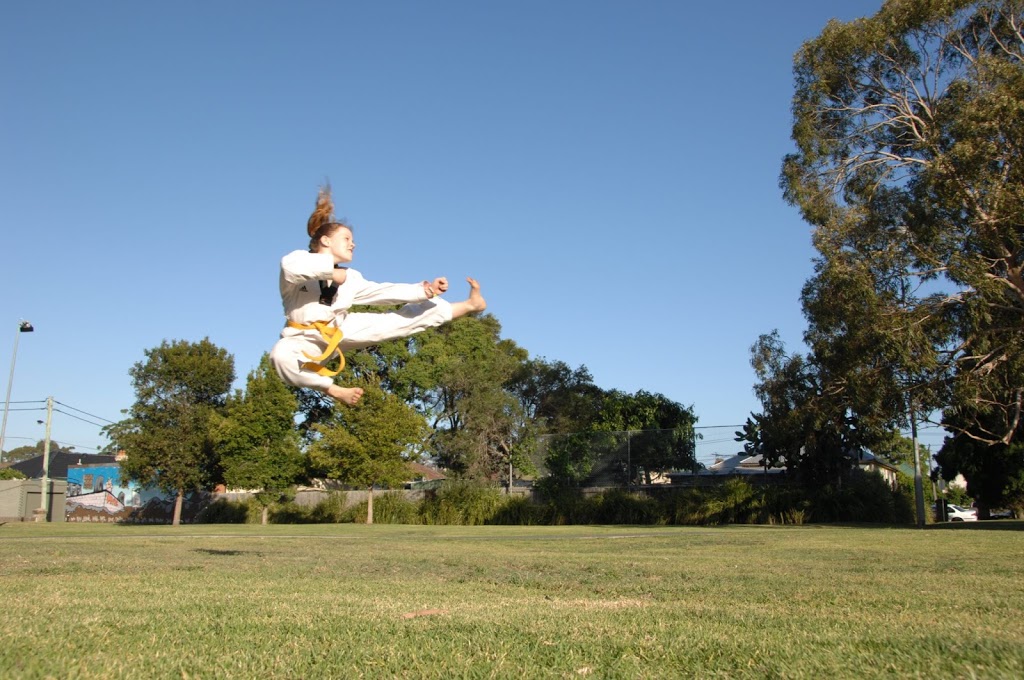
[942,503,978,522]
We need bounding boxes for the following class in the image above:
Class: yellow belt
[287,320,345,376]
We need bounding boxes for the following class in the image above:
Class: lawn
[1,522,1022,679]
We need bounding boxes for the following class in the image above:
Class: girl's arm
[281,250,335,285]
[348,269,438,306]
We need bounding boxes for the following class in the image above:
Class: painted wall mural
[65,463,208,523]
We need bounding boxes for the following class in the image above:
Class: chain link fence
[530,428,700,489]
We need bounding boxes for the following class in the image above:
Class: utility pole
[910,401,926,528]
[39,396,53,521]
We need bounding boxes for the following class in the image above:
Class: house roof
[857,451,901,473]
[408,462,446,481]
[707,453,785,474]
[9,451,117,480]
[668,452,786,478]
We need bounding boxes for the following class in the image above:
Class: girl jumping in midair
[270,185,486,406]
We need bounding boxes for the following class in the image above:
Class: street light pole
[0,320,34,464]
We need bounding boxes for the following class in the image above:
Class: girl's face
[321,226,355,263]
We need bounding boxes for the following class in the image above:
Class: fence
[531,428,699,489]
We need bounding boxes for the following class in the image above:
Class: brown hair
[307,184,351,252]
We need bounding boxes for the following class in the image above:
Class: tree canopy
[104,338,235,525]
[767,0,1024,499]
[212,354,303,524]
[307,378,427,523]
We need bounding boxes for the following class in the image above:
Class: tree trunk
[172,489,184,526]
[366,487,374,525]
[262,505,269,526]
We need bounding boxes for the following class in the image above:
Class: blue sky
[1,0,946,462]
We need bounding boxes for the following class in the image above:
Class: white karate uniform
[269,250,452,392]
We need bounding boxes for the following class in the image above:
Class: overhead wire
[53,400,116,424]
[53,408,109,429]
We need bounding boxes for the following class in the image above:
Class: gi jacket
[278,250,431,328]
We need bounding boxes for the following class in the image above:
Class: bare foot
[327,385,364,406]
[449,278,486,319]
[465,277,486,312]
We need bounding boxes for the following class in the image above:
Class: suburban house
[667,452,786,486]
[8,450,117,481]
[406,461,446,489]
[856,451,902,489]
[668,450,907,489]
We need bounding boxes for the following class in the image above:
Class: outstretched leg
[449,277,486,319]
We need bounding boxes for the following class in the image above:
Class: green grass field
[2,522,1022,679]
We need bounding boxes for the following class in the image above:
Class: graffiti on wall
[65,463,207,523]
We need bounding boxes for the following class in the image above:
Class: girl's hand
[426,277,449,297]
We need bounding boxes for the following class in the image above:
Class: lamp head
[18,321,33,333]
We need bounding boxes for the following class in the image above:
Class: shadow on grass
[192,548,260,556]
[925,520,1024,532]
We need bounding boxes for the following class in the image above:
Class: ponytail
[306,184,351,251]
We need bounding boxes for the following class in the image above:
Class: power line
[53,400,116,424]
[53,408,108,429]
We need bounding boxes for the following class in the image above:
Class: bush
[353,491,421,525]
[195,497,258,524]
[421,480,505,525]
[270,492,354,524]
[489,495,547,525]
[537,490,597,525]
[759,487,808,525]
[590,490,663,525]
[808,468,909,523]
[0,467,27,480]
[705,478,762,524]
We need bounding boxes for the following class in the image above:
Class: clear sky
[1,0,946,463]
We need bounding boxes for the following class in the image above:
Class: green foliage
[195,497,259,524]
[212,355,304,516]
[308,379,426,491]
[588,490,663,525]
[2,441,53,464]
[104,338,235,516]
[508,358,603,434]
[779,0,1024,506]
[420,480,506,525]
[269,492,353,524]
[943,484,975,508]
[407,315,530,480]
[488,495,546,525]
[0,467,27,480]
[351,492,421,525]
[806,468,913,524]
[748,331,893,490]
[659,480,768,526]
[936,418,1024,513]
[182,477,925,527]
[597,391,700,485]
[535,431,609,491]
